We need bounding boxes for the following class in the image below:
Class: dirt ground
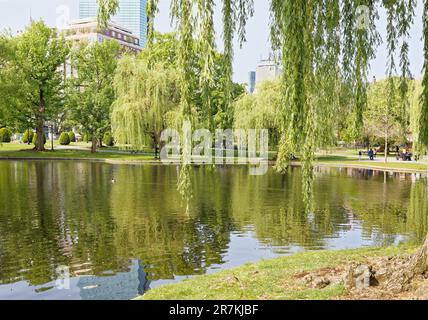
[293,254,428,300]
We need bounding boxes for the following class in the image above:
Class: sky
[0,0,425,84]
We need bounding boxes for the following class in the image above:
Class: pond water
[0,161,427,300]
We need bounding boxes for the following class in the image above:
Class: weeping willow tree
[99,0,428,282]
[111,56,180,157]
[421,0,428,147]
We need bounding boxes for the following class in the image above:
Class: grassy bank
[140,246,416,300]
[1,143,427,172]
[315,155,428,172]
[0,142,155,162]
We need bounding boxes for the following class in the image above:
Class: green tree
[67,40,120,153]
[233,80,282,146]
[365,78,404,163]
[0,35,11,125]
[0,128,12,143]
[140,32,245,129]
[0,34,31,131]
[11,21,69,151]
[112,56,180,156]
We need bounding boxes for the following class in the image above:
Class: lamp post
[49,122,54,151]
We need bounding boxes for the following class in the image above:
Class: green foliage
[112,55,180,150]
[83,133,92,143]
[3,21,69,151]
[59,132,70,146]
[68,132,76,142]
[98,0,424,209]
[67,40,120,152]
[102,133,114,147]
[0,128,12,143]
[233,80,282,145]
[364,78,402,159]
[147,0,159,49]
[97,0,119,29]
[410,81,426,154]
[0,35,18,126]
[421,0,428,148]
[140,32,245,130]
[22,130,34,144]
[364,78,422,150]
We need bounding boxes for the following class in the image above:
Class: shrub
[32,133,47,147]
[83,133,92,143]
[23,130,34,144]
[0,128,12,143]
[103,133,114,147]
[59,132,71,145]
[68,132,76,142]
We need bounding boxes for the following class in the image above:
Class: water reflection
[0,161,427,299]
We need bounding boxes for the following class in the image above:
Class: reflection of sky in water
[0,162,426,300]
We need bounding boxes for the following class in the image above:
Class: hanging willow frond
[147,0,159,49]
[385,0,398,144]
[97,0,119,29]
[221,0,254,127]
[197,0,216,131]
[272,0,310,173]
[420,0,428,147]
[105,0,424,211]
[397,0,416,134]
[111,57,180,150]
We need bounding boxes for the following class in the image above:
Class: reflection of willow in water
[1,162,427,288]
[110,165,233,280]
[0,161,129,286]
[406,180,428,243]
[228,167,351,250]
[326,170,428,246]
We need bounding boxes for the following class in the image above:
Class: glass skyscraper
[79,0,148,47]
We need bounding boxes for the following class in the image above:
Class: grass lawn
[140,245,416,300]
[315,155,428,171]
[0,142,278,163]
[1,143,426,171]
[0,142,156,162]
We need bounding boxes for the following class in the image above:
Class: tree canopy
[67,40,121,153]
[97,0,428,209]
[111,55,180,155]
[1,21,69,150]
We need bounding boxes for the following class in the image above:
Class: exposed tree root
[295,236,428,299]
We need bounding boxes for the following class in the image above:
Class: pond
[0,161,427,300]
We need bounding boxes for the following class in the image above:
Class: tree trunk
[91,136,97,153]
[36,89,46,151]
[98,137,103,148]
[50,125,54,151]
[384,233,428,292]
[409,234,428,275]
[154,132,161,159]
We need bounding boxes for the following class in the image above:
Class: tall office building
[79,0,148,47]
[248,71,256,94]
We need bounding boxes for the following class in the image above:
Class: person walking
[368,148,374,161]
